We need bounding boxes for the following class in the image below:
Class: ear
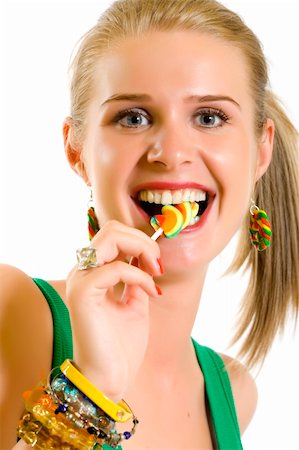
[255,118,275,181]
[63,117,90,185]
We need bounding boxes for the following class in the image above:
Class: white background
[1,1,298,448]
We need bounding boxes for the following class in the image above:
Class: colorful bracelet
[17,412,81,449]
[60,359,133,423]
[22,386,101,448]
[48,373,115,433]
[17,360,139,449]
[48,373,138,447]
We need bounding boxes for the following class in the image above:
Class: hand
[66,220,162,402]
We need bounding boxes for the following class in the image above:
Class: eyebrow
[101,93,240,108]
[186,94,240,109]
[101,93,151,106]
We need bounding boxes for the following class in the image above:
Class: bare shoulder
[0,264,54,372]
[219,353,258,434]
[0,263,54,330]
[0,264,53,448]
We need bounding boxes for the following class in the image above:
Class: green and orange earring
[87,191,100,241]
[249,200,272,251]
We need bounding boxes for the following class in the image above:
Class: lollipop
[150,204,184,240]
[190,201,199,219]
[174,201,200,229]
[150,201,201,240]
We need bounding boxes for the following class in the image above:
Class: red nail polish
[155,283,162,296]
[157,258,164,274]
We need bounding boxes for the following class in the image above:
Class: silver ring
[76,246,98,270]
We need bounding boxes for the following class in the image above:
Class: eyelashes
[193,107,230,128]
[112,108,151,128]
[111,106,231,129]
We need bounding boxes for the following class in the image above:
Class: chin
[157,224,237,277]
[158,239,212,275]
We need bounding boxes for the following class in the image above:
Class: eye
[114,108,151,128]
[194,108,230,128]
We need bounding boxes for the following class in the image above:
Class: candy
[174,201,192,229]
[190,201,199,218]
[150,201,201,240]
[150,204,184,239]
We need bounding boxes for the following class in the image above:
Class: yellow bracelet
[60,359,133,423]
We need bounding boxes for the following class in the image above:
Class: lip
[131,180,216,233]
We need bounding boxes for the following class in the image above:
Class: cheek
[205,130,257,197]
[205,131,257,243]
[86,128,129,183]
[84,129,141,224]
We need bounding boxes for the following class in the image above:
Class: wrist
[74,365,124,404]
[18,360,139,449]
[60,359,132,422]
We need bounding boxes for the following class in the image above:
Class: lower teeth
[189,216,200,226]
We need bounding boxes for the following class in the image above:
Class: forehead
[94,31,250,104]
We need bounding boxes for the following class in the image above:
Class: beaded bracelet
[17,412,81,449]
[24,390,98,447]
[48,372,138,447]
[47,373,115,434]
[60,360,132,423]
[17,361,139,449]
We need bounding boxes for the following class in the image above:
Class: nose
[146,125,196,170]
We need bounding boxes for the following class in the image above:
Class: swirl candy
[190,201,199,218]
[175,201,199,229]
[174,202,192,229]
[150,202,199,240]
[249,209,272,251]
[150,204,184,239]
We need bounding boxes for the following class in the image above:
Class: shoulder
[0,264,53,448]
[219,353,258,435]
[0,264,53,328]
[0,264,54,365]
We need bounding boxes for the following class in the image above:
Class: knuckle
[103,219,120,231]
[98,220,122,241]
[113,260,125,271]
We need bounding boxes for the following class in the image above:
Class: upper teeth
[138,189,206,205]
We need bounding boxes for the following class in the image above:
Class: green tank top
[33,278,243,450]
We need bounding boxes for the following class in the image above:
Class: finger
[122,284,150,310]
[71,260,160,302]
[90,221,162,275]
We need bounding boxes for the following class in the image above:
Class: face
[70,31,273,273]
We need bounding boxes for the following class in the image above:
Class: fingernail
[155,283,162,296]
[157,258,164,274]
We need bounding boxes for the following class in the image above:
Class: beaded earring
[249,200,272,251]
[87,191,100,241]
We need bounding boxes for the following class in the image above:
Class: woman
[1,0,298,448]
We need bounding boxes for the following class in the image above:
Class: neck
[139,266,207,383]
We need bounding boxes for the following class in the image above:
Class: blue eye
[115,109,150,128]
[194,108,230,128]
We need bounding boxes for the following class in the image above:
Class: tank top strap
[32,278,122,449]
[33,278,73,371]
[192,338,243,449]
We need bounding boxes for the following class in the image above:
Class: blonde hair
[70,0,299,366]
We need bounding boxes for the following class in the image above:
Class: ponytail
[230,91,299,367]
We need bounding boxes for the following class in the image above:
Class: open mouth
[135,188,210,226]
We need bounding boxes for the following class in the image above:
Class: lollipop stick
[150,227,164,241]
[128,227,163,266]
